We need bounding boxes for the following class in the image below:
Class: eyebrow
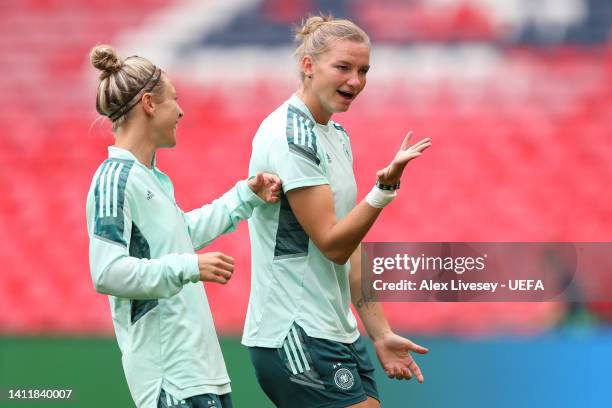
[336,60,370,70]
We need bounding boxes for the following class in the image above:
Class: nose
[178,105,184,119]
[346,70,363,88]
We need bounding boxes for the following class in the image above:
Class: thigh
[249,324,372,408]
[349,336,380,402]
[346,396,381,408]
[158,389,232,408]
[188,392,232,408]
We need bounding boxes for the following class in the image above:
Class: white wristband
[365,185,397,208]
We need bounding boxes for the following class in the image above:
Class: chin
[334,103,351,113]
[333,98,353,112]
[160,139,177,148]
[165,132,177,147]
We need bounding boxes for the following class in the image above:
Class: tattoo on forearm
[355,287,375,309]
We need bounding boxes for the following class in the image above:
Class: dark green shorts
[249,324,379,408]
[157,389,232,408]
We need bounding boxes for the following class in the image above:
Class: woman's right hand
[376,132,432,185]
[247,172,282,203]
[197,252,234,284]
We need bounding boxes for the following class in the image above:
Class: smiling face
[301,39,370,123]
[150,76,183,148]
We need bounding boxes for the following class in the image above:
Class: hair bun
[90,45,123,77]
[295,14,333,40]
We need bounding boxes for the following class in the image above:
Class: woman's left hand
[376,132,432,185]
[248,172,282,203]
[374,331,428,383]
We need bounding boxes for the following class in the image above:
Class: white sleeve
[182,180,265,251]
[86,165,200,300]
[92,253,200,299]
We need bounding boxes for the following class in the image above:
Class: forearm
[287,183,396,265]
[349,246,391,341]
[92,252,199,299]
[355,298,392,342]
[323,200,382,264]
[184,180,264,250]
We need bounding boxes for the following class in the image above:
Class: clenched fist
[197,252,234,284]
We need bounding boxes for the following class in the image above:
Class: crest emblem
[334,368,354,390]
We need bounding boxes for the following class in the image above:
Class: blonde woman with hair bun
[86,44,281,408]
[244,15,431,408]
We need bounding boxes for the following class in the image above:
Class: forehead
[160,75,176,95]
[321,39,370,65]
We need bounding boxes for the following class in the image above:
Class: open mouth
[337,90,355,101]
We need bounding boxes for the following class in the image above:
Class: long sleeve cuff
[185,253,200,283]
[236,180,266,209]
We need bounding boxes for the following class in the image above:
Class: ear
[301,55,314,78]
[141,93,155,116]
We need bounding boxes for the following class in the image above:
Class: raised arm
[286,185,380,264]
[287,132,431,264]
[86,171,281,299]
[183,173,281,250]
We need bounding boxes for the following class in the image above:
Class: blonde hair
[90,44,164,130]
[294,14,370,80]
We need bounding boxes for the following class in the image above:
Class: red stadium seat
[1,0,611,336]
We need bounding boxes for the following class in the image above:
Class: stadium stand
[1,0,610,335]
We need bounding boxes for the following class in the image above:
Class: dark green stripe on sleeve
[93,159,134,246]
[286,106,320,165]
[129,223,158,323]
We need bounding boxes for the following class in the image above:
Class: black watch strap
[376,180,400,191]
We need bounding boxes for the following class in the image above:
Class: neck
[296,84,332,125]
[114,125,156,168]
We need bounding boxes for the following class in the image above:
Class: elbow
[322,248,351,266]
[313,235,351,265]
[93,277,110,295]
[333,254,351,266]
[92,269,113,295]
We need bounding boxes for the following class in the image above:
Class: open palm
[376,132,432,185]
[374,332,428,383]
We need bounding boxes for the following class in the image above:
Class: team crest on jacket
[334,367,355,390]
